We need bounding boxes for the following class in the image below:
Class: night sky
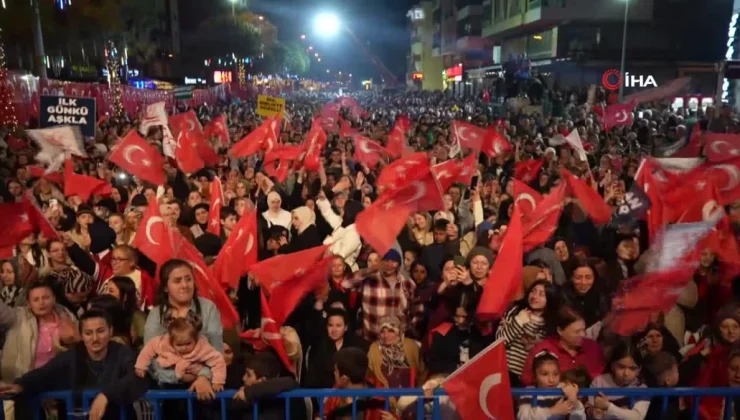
[182,0,413,82]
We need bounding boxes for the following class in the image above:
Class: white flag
[139,102,168,136]
[26,126,86,173]
[140,102,175,159]
[565,129,587,161]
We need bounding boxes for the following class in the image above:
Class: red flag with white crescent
[377,152,429,193]
[604,103,634,130]
[212,209,258,289]
[207,177,223,236]
[451,120,486,152]
[704,132,740,163]
[353,135,389,168]
[108,131,166,186]
[511,178,542,218]
[169,111,207,173]
[249,245,329,293]
[442,339,515,420]
[132,198,175,266]
[63,159,113,201]
[204,114,230,146]
[239,290,294,373]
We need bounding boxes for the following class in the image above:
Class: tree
[274,42,311,76]
[186,14,263,62]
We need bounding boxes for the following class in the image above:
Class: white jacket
[316,198,362,271]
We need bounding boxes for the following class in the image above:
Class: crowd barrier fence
[8,387,740,420]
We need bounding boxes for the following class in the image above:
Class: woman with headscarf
[189,203,210,240]
[262,190,291,230]
[367,315,426,389]
[279,206,322,254]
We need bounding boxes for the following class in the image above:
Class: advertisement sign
[412,72,424,80]
[256,95,286,117]
[214,71,233,84]
[446,65,463,78]
[40,95,96,137]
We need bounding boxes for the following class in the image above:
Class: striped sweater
[496,306,547,376]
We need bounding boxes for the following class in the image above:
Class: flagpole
[619,0,630,102]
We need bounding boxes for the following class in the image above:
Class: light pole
[32,0,47,80]
[619,0,630,102]
[229,0,237,18]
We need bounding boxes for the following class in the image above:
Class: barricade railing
[7,387,740,420]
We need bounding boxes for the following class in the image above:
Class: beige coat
[0,303,77,383]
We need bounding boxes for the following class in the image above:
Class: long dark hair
[156,259,201,322]
[107,276,138,314]
[87,294,130,341]
[512,279,559,328]
[607,339,644,377]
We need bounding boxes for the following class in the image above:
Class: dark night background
[178,0,413,82]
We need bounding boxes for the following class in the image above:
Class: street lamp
[326,69,330,73]
[619,0,630,102]
[308,46,313,50]
[314,53,319,57]
[318,58,321,62]
[229,0,237,18]
[301,34,306,40]
[314,13,340,37]
[258,15,264,21]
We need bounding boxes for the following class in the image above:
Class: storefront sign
[40,95,96,137]
[446,65,463,78]
[412,72,424,80]
[214,71,233,84]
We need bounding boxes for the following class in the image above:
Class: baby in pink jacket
[135,317,226,390]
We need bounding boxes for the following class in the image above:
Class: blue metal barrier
[7,387,740,419]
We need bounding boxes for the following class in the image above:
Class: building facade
[408,2,445,90]
[467,0,733,97]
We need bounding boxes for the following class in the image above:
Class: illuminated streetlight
[318,58,321,62]
[301,34,306,39]
[314,53,319,57]
[314,12,340,37]
[258,15,264,20]
[308,46,313,50]
[338,71,342,75]
[349,73,352,77]
[326,69,330,73]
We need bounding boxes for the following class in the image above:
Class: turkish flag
[514,159,545,184]
[174,237,240,329]
[481,126,512,159]
[169,111,207,173]
[249,244,329,292]
[230,117,279,158]
[339,119,358,138]
[451,121,486,152]
[270,256,332,325]
[23,194,59,242]
[26,165,64,185]
[357,169,445,255]
[704,132,740,163]
[204,114,229,146]
[207,177,223,236]
[478,203,523,321]
[353,135,389,168]
[511,178,542,218]
[666,158,740,205]
[522,183,567,252]
[377,152,430,192]
[63,160,112,201]
[108,131,165,186]
[432,154,478,192]
[442,339,515,420]
[212,210,258,289]
[396,114,411,132]
[240,291,294,373]
[132,198,175,266]
[302,124,328,172]
[604,103,634,130]
[385,125,407,158]
[668,123,702,158]
[635,159,669,240]
[561,169,613,225]
[0,202,35,248]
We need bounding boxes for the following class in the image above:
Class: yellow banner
[256,95,286,118]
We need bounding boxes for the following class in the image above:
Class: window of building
[457,16,482,37]
[483,1,493,27]
[508,0,522,15]
[526,29,554,58]
[494,0,508,22]
[527,0,541,10]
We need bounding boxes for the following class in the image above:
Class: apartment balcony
[457,4,483,20]
[456,35,486,52]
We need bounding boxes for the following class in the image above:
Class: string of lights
[105,39,123,117]
[0,27,19,131]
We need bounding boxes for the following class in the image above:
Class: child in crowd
[324,347,398,420]
[590,340,650,419]
[231,351,304,420]
[643,351,688,420]
[517,351,586,420]
[135,317,226,389]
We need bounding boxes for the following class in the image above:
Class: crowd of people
[0,85,737,420]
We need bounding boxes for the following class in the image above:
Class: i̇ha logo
[602,69,658,90]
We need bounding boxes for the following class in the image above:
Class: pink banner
[7,72,231,127]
